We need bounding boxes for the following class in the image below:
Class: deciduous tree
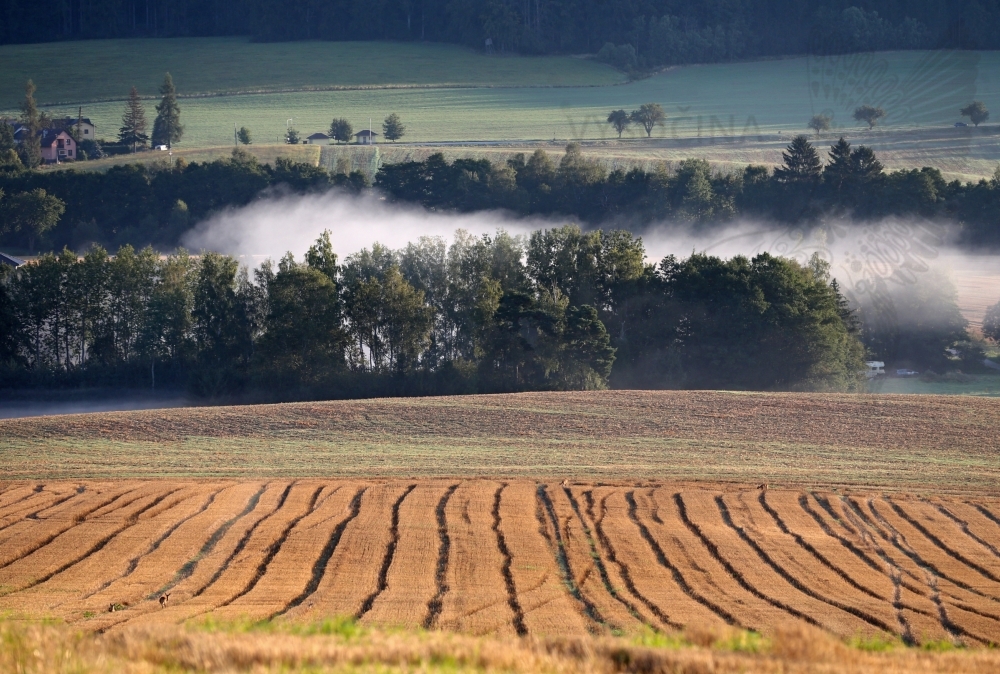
[329,118,354,143]
[960,101,990,127]
[853,105,886,130]
[1,188,65,252]
[382,113,406,142]
[808,114,832,136]
[607,109,630,138]
[630,103,666,137]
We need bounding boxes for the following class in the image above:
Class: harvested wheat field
[2,390,1000,491]
[1,478,999,651]
[3,390,1000,672]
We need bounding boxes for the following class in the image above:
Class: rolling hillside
[3,41,998,177]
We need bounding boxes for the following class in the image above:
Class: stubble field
[3,390,1000,671]
[2,476,1000,651]
[2,391,998,491]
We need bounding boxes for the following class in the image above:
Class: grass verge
[2,617,997,673]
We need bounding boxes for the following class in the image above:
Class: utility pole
[234,123,237,147]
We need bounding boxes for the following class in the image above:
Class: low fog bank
[183,192,1000,326]
[181,190,541,262]
[0,395,189,420]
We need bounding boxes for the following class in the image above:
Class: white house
[354,129,378,145]
[52,116,97,140]
[305,132,331,145]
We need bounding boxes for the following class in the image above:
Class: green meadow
[0,37,624,107]
[3,39,999,176]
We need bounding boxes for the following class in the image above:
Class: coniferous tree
[151,73,183,149]
[774,135,822,183]
[118,87,149,152]
[984,300,1000,342]
[18,80,43,169]
[824,137,852,195]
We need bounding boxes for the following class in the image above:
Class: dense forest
[0,227,875,398]
[2,139,1000,253]
[2,0,999,67]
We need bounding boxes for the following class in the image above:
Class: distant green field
[0,37,624,108]
[3,40,998,175]
[871,373,1000,397]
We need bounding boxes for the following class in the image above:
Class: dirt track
[1,479,999,646]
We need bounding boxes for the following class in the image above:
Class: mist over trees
[3,139,1000,254]
[0,228,867,398]
[3,0,999,64]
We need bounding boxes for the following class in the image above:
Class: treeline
[0,149,368,252]
[0,227,868,397]
[3,0,999,64]
[3,139,1000,253]
[378,139,1000,246]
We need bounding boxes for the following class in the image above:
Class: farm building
[354,129,378,145]
[0,252,26,267]
[305,132,331,145]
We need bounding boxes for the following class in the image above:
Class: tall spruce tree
[773,135,822,183]
[824,137,852,195]
[18,80,42,168]
[152,73,183,149]
[118,87,149,153]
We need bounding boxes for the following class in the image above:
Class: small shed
[354,129,379,145]
[305,132,331,145]
[0,252,26,268]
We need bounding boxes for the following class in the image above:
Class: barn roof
[0,252,26,267]
[354,129,379,137]
[306,132,330,140]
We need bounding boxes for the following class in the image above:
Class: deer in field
[158,593,170,608]
[757,483,768,491]
[108,603,115,613]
